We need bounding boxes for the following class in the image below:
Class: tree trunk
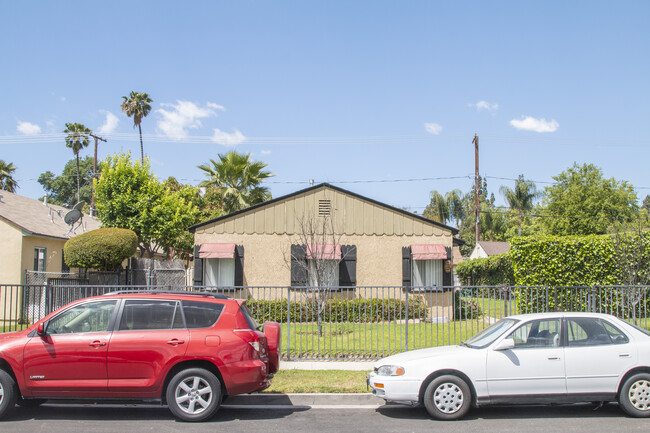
[138,123,144,162]
[76,154,80,203]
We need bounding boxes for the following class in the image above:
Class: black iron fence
[1,284,648,360]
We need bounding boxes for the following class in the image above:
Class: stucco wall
[21,235,67,282]
[0,220,24,284]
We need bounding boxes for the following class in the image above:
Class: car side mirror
[494,338,515,351]
[37,322,47,337]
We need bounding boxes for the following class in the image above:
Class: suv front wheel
[166,368,222,422]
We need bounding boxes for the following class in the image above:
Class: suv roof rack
[102,290,229,300]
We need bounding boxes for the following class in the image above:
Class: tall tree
[423,189,464,227]
[39,157,100,207]
[198,151,273,214]
[121,91,153,162]
[543,163,637,236]
[63,122,91,203]
[0,160,18,192]
[499,174,541,236]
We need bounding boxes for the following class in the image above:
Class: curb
[223,393,383,407]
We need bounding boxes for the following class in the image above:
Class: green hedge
[455,254,515,286]
[247,297,429,323]
[64,228,138,271]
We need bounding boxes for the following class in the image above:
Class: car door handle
[89,340,107,348]
[167,339,185,346]
[619,353,631,358]
[547,356,561,360]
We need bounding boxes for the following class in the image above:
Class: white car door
[486,318,566,399]
[564,317,637,395]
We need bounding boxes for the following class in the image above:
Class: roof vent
[318,199,331,217]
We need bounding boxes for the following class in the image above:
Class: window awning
[306,243,342,260]
[198,243,236,259]
[411,244,447,260]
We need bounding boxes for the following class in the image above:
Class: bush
[455,253,515,286]
[64,228,138,271]
[246,297,428,323]
[453,291,484,320]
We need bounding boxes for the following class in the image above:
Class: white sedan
[367,312,650,420]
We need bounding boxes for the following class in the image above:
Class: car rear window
[240,303,260,330]
[182,300,225,329]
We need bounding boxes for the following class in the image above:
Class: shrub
[64,228,138,271]
[455,253,515,286]
[453,290,483,320]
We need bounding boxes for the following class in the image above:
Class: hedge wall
[64,228,138,271]
[455,254,515,286]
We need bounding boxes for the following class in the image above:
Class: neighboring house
[0,190,101,285]
[189,183,460,295]
[469,241,511,260]
[452,246,464,287]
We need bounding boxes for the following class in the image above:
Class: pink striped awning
[306,244,341,260]
[198,243,236,259]
[411,244,447,260]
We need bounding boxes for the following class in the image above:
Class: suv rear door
[107,299,189,394]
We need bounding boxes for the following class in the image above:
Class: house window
[412,259,443,287]
[307,259,339,287]
[34,247,47,272]
[204,258,235,287]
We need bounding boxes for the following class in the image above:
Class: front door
[23,300,118,396]
[486,318,566,401]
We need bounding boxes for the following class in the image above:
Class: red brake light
[233,329,267,356]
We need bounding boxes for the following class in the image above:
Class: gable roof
[0,190,102,240]
[188,183,458,235]
[478,241,511,256]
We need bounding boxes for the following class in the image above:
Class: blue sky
[1,1,649,212]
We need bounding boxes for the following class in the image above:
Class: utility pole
[89,133,107,213]
[473,134,480,244]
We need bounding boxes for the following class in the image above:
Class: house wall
[469,244,488,260]
[21,235,67,282]
[0,219,24,285]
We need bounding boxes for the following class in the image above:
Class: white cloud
[470,100,499,112]
[424,122,443,135]
[16,121,41,135]
[156,101,222,139]
[510,116,559,133]
[97,111,119,134]
[212,128,246,146]
[260,149,272,155]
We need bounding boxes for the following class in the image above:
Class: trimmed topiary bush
[64,228,138,271]
[455,253,515,287]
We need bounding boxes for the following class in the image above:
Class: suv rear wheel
[166,368,222,422]
[0,369,18,419]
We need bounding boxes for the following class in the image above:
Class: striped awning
[306,244,342,260]
[411,244,447,260]
[198,243,236,259]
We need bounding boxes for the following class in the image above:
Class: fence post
[405,290,409,352]
[286,287,291,361]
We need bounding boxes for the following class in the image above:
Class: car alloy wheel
[423,374,472,421]
[166,368,222,422]
[628,379,650,411]
[0,369,18,420]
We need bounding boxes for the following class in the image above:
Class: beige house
[0,191,101,285]
[189,183,460,294]
[469,241,511,260]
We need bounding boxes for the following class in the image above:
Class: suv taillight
[234,329,267,357]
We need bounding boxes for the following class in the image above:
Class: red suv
[0,291,281,421]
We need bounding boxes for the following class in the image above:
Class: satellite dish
[73,201,85,212]
[64,209,82,225]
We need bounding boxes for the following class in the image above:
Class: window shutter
[193,245,203,286]
[234,245,244,287]
[339,245,357,287]
[402,246,411,288]
[290,244,307,288]
[443,246,452,287]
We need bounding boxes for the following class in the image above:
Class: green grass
[0,323,29,333]
[263,370,369,393]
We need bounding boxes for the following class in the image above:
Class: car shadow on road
[6,402,309,423]
[376,402,625,421]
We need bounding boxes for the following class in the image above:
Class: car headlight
[376,365,405,376]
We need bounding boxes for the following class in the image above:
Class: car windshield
[463,319,518,348]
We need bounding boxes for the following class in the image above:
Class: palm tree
[198,151,273,214]
[63,122,92,202]
[423,189,464,227]
[0,160,18,192]
[121,91,153,162]
[499,174,541,236]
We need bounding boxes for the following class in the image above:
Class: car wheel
[166,368,222,422]
[423,375,472,421]
[0,369,18,419]
[619,373,650,417]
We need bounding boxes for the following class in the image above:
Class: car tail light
[234,329,267,357]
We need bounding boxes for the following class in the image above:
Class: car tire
[0,369,18,420]
[166,368,222,422]
[619,373,650,417]
[423,375,472,421]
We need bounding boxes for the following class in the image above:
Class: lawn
[263,370,369,393]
